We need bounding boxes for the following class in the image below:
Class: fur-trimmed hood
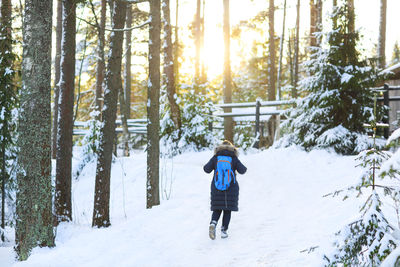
[214,144,238,157]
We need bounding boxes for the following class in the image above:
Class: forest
[2,0,400,266]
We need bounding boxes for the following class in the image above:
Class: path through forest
[1,147,362,266]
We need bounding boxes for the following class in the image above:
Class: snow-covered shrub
[160,85,218,156]
[277,1,385,155]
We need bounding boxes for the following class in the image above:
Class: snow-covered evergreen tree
[278,0,383,155]
[324,99,400,266]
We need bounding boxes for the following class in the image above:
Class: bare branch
[77,17,150,32]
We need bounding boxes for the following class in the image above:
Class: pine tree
[147,0,161,209]
[92,0,127,227]
[16,0,54,260]
[279,0,382,155]
[55,0,77,224]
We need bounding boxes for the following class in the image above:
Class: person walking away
[203,140,247,240]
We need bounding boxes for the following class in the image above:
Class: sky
[173,0,400,79]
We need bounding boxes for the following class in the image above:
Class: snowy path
[1,148,362,266]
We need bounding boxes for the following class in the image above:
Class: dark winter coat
[203,144,247,211]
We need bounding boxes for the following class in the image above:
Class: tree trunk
[268,0,276,101]
[223,0,233,142]
[92,0,127,227]
[310,0,316,47]
[119,87,131,157]
[316,0,322,46]
[194,0,201,84]
[123,4,132,156]
[293,0,300,99]
[378,0,387,68]
[333,0,338,29]
[0,0,12,243]
[162,0,181,129]
[347,0,354,34]
[174,0,179,85]
[95,0,107,120]
[124,4,132,120]
[277,0,286,100]
[16,0,54,260]
[147,0,161,209]
[52,0,62,159]
[200,0,206,83]
[55,0,77,224]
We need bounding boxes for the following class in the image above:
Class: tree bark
[200,0,206,83]
[293,0,300,99]
[174,0,179,85]
[277,0,286,100]
[122,3,132,156]
[0,0,12,243]
[92,0,127,227]
[347,0,354,34]
[162,0,181,129]
[55,0,77,224]
[16,0,54,260]
[378,0,387,68]
[223,0,233,142]
[95,0,107,120]
[147,0,161,209]
[310,0,316,47]
[124,4,132,120]
[316,0,322,46]
[268,0,276,101]
[52,0,62,159]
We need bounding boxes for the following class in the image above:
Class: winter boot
[209,220,217,240]
[221,227,228,239]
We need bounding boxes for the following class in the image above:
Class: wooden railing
[212,99,296,147]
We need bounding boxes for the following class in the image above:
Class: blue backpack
[214,156,235,191]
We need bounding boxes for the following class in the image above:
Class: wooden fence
[212,99,296,148]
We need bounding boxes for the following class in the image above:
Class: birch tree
[147,0,161,209]
[16,0,54,260]
[92,0,127,227]
[55,0,77,224]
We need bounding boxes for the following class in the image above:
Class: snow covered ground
[1,147,364,266]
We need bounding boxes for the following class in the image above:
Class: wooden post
[384,83,389,138]
[253,99,261,148]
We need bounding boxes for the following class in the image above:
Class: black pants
[211,210,231,230]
